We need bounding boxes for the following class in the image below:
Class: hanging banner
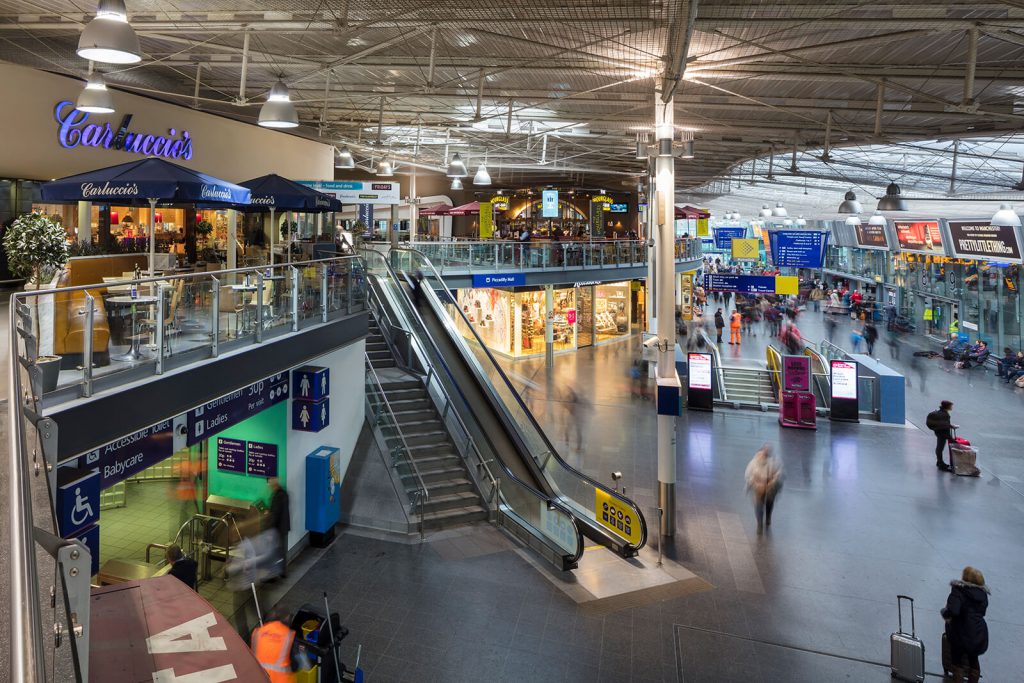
[731,238,760,261]
[714,226,747,250]
[591,206,606,237]
[479,201,494,239]
[893,219,943,255]
[541,190,559,218]
[680,274,694,320]
[947,219,1022,262]
[696,217,710,237]
[357,203,373,227]
[769,230,830,268]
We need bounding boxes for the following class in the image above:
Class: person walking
[745,444,783,534]
[268,477,291,578]
[863,320,878,356]
[714,308,725,344]
[926,400,956,472]
[729,309,742,345]
[165,544,198,590]
[941,566,989,683]
[824,315,837,343]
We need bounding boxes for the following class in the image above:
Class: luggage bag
[890,595,925,682]
[949,429,981,477]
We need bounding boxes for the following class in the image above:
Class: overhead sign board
[472,273,526,287]
[714,226,747,250]
[299,180,400,205]
[703,274,799,295]
[541,189,559,217]
[74,419,178,490]
[731,238,760,261]
[854,222,890,250]
[947,219,1022,262]
[187,373,289,446]
[769,230,830,268]
[893,219,944,255]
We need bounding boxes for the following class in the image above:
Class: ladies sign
[54,100,195,160]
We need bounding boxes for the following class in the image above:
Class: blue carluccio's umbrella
[238,174,342,264]
[42,157,251,273]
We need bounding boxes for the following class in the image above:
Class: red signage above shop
[893,219,943,255]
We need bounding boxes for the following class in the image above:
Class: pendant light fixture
[376,159,394,177]
[759,204,772,218]
[868,212,887,226]
[258,80,299,129]
[837,190,863,214]
[473,162,491,186]
[771,202,787,218]
[76,73,115,114]
[635,133,648,160]
[335,146,355,169]
[845,215,862,226]
[446,152,468,177]
[795,216,807,227]
[77,0,142,65]
[450,177,463,191]
[877,182,907,211]
[991,204,1021,227]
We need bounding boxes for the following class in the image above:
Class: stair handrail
[697,328,726,401]
[392,246,648,555]
[365,352,428,534]
[359,249,584,566]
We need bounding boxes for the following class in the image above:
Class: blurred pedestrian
[864,320,878,356]
[824,315,837,344]
[745,444,783,534]
[268,477,291,578]
[926,400,956,472]
[729,310,742,345]
[165,544,197,591]
[942,566,989,683]
[714,308,725,344]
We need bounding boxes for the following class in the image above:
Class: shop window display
[516,289,576,354]
[594,282,630,341]
[456,288,512,354]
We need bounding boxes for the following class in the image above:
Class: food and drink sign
[299,180,400,205]
[893,219,944,255]
[947,220,1022,262]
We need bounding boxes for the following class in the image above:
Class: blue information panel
[293,397,330,433]
[471,273,526,287]
[57,467,100,537]
[769,230,830,268]
[187,373,289,445]
[216,437,247,474]
[292,366,330,402]
[77,420,174,490]
[246,441,279,478]
[714,226,747,250]
[704,273,777,294]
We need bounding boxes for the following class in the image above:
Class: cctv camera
[643,336,661,349]
[611,471,623,481]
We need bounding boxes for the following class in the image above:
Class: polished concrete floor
[273,312,1024,682]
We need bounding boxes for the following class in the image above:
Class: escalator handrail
[697,329,726,401]
[392,247,649,553]
[358,250,585,564]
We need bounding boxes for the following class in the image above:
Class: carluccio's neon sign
[54,100,194,160]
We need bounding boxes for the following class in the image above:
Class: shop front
[453,279,641,358]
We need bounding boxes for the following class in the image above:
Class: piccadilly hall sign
[54,100,195,160]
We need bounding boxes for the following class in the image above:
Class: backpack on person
[925,409,946,431]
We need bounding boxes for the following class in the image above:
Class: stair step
[424,478,476,496]
[385,420,444,435]
[367,349,392,360]
[418,506,489,529]
[403,464,465,484]
[387,397,432,411]
[382,379,422,391]
[385,387,427,399]
[370,358,396,369]
[402,432,450,447]
[391,410,436,423]
[418,491,484,514]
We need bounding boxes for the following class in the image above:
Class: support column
[409,168,418,242]
[77,201,92,244]
[646,157,657,333]
[654,89,678,536]
[227,210,238,272]
[545,285,554,368]
[390,204,398,247]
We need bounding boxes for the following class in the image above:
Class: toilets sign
[292,365,330,433]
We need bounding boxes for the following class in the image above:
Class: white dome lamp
[868,212,887,227]
[772,202,788,218]
[991,204,1021,228]
[795,216,807,227]
[759,204,772,218]
[77,0,142,65]
[450,177,463,191]
[845,215,862,227]
[446,152,468,178]
[335,146,355,169]
[473,161,491,186]
[782,217,793,227]
[76,73,115,114]
[258,81,299,129]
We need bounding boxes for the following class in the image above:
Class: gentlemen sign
[54,100,195,160]
[187,373,290,445]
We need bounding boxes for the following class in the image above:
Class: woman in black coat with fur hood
[942,566,989,683]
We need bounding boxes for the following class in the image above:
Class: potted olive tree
[194,218,215,264]
[2,212,70,391]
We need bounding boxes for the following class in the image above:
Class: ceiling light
[782,218,793,226]
[868,212,887,226]
[877,182,907,211]
[258,81,299,129]
[77,0,142,64]
[335,146,354,169]
[473,163,491,186]
[845,215,862,226]
[446,152,468,177]
[678,140,695,159]
[376,159,394,177]
[635,138,647,160]
[796,216,807,227]
[991,204,1021,228]
[759,204,772,218]
[837,190,863,214]
[450,177,463,191]
[76,73,115,114]
[771,202,787,218]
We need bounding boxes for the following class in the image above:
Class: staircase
[721,369,776,404]
[367,317,395,369]
[377,378,489,530]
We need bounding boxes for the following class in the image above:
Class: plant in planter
[2,212,70,392]
[195,219,214,249]
[279,218,298,241]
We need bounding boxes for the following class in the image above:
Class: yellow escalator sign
[595,488,642,546]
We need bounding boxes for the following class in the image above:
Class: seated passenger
[996,347,1016,378]
[1005,351,1024,385]
[968,341,990,366]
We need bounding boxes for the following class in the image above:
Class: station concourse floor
[270,304,1024,682]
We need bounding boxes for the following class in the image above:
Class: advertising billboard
[854,222,890,250]
[688,353,712,390]
[830,360,858,400]
[893,219,943,255]
[541,189,559,218]
[947,220,1022,262]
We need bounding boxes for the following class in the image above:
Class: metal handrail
[364,352,428,536]
[392,246,649,554]
[698,328,726,401]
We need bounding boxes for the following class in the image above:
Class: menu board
[893,219,943,254]
[216,437,246,474]
[769,230,829,268]
[947,220,1022,262]
[688,353,712,390]
[854,222,890,249]
[246,441,278,478]
[830,360,858,400]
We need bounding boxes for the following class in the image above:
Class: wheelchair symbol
[70,487,94,527]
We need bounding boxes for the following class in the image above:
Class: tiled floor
[270,314,1024,681]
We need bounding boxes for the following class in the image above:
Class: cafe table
[107,294,159,362]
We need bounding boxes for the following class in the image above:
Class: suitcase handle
[896,595,915,637]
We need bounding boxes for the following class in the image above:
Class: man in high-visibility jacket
[252,613,300,682]
[729,310,742,345]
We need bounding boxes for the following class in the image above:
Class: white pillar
[654,88,678,536]
[77,201,92,244]
[544,284,554,368]
[645,159,657,333]
[409,169,419,242]
[227,210,238,272]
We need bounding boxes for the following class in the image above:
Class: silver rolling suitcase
[890,595,925,682]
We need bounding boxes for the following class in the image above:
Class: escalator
[803,345,832,409]
[384,248,647,559]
